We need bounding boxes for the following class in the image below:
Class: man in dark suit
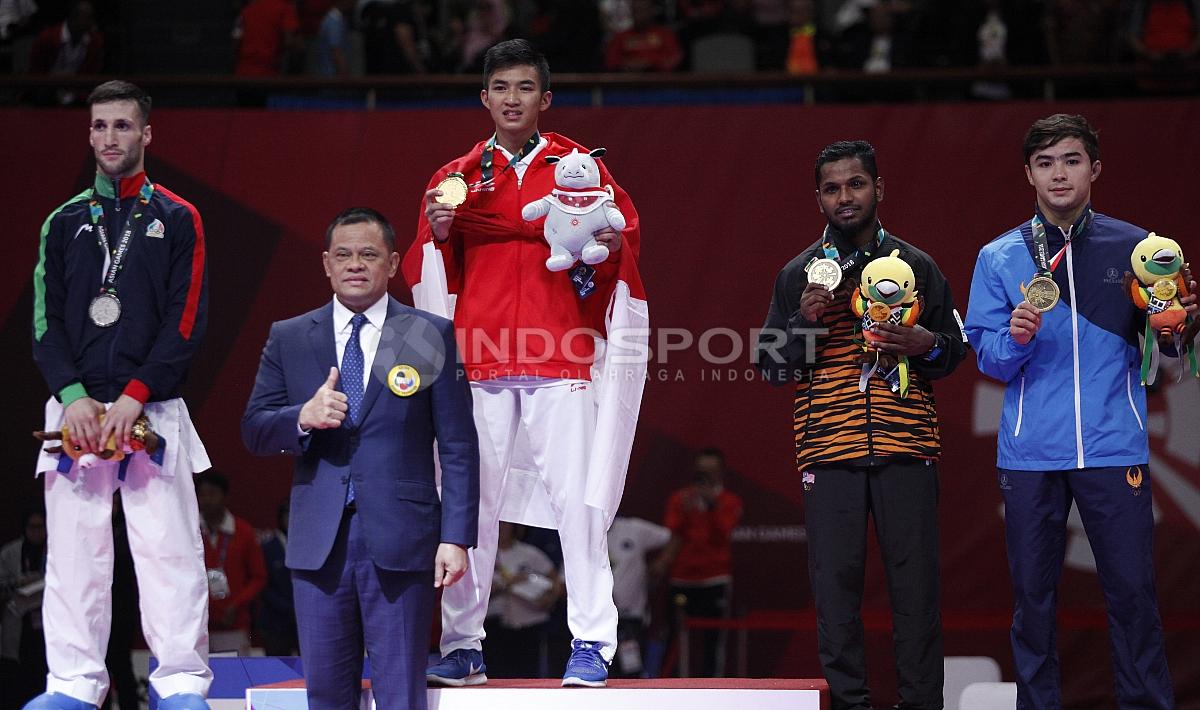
[242,207,479,710]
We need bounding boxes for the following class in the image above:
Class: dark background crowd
[1,0,1197,98]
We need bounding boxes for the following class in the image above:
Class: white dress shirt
[331,293,389,390]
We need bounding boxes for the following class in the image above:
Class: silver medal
[88,293,122,327]
[807,257,843,290]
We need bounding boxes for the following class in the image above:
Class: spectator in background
[297,0,334,38]
[29,0,102,104]
[1044,0,1120,66]
[836,0,910,73]
[233,0,300,76]
[256,501,297,656]
[661,448,743,677]
[312,0,354,75]
[1126,0,1200,62]
[197,470,267,656]
[482,523,563,678]
[785,0,827,75]
[361,0,429,74]
[750,0,790,69]
[529,0,606,72]
[606,515,671,678]
[0,0,38,72]
[457,0,510,72]
[604,0,682,72]
[970,0,1012,99]
[0,508,47,709]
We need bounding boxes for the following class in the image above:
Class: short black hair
[325,207,397,252]
[195,470,229,495]
[814,140,878,186]
[87,80,151,126]
[483,39,551,93]
[1023,113,1100,164]
[695,447,726,467]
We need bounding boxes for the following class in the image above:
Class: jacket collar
[1034,203,1094,243]
[93,170,147,200]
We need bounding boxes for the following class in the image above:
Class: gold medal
[867,302,892,323]
[1024,275,1060,313]
[387,364,421,397]
[434,173,468,208]
[1151,278,1177,301]
[806,258,843,291]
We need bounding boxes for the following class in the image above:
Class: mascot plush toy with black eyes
[521,147,627,272]
[851,249,921,397]
[1125,232,1197,384]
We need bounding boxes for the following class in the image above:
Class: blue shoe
[561,640,609,687]
[426,648,488,687]
[22,693,97,710]
[157,693,209,710]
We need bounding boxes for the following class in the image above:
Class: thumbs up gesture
[299,367,349,430]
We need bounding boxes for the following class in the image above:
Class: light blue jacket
[965,208,1150,471]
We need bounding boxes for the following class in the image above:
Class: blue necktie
[342,313,367,505]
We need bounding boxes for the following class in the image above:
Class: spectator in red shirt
[233,0,301,76]
[605,0,682,71]
[196,470,267,656]
[659,447,743,677]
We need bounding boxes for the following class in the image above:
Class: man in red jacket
[195,471,266,656]
[406,38,647,688]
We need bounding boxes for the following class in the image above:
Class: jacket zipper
[1013,370,1025,436]
[1126,368,1144,431]
[1064,233,1085,468]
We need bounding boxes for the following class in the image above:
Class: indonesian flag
[402,135,648,529]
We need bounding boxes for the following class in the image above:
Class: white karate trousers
[37,398,212,705]
[440,378,618,662]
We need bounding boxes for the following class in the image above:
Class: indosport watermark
[437,325,829,382]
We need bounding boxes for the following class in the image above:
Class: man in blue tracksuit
[965,114,1194,709]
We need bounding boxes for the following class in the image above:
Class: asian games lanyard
[88,178,155,296]
[821,223,887,275]
[479,131,541,186]
[1030,209,1092,277]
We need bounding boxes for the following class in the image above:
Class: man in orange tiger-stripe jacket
[757,140,966,710]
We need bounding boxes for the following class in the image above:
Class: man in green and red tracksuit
[28,80,212,710]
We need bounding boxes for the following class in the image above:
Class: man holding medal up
[29,81,213,710]
[404,39,647,688]
[756,140,966,710]
[965,114,1191,709]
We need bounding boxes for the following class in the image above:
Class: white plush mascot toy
[522,147,627,272]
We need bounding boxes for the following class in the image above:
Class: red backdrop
[3,99,1198,708]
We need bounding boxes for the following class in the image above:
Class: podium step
[246,678,829,709]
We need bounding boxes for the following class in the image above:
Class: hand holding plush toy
[1124,232,1197,383]
[521,148,626,272]
[34,413,160,469]
[850,249,921,396]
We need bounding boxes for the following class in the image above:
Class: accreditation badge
[388,364,421,397]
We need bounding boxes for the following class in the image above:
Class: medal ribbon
[479,131,542,186]
[820,223,887,276]
[88,177,155,296]
[1030,209,1092,277]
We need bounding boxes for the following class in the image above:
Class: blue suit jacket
[241,295,479,572]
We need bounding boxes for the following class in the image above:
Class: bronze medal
[434,173,468,208]
[1151,278,1177,301]
[1024,275,1060,313]
[806,258,843,291]
[867,301,892,323]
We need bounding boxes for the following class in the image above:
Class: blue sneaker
[561,640,609,687]
[426,648,488,686]
[22,693,97,710]
[157,693,210,710]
